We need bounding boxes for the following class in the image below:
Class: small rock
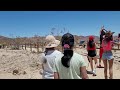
[23,71,27,75]
[13,69,19,75]
[2,54,5,56]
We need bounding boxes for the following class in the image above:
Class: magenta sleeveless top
[102,40,113,51]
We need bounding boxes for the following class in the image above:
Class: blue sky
[0,11,120,37]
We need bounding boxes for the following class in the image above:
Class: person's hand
[101,25,104,30]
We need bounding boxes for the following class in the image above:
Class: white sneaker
[93,69,96,73]
[39,69,43,75]
[93,70,97,76]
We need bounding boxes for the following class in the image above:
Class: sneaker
[97,65,104,68]
[87,71,93,74]
[39,69,43,75]
[93,70,97,76]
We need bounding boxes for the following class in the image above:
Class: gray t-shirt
[41,50,62,79]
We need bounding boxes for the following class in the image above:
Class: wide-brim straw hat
[45,35,60,48]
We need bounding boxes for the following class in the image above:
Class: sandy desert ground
[0,48,43,79]
[0,47,120,79]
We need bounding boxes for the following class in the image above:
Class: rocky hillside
[0,35,119,45]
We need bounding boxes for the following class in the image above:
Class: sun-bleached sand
[0,47,120,79]
[0,48,43,79]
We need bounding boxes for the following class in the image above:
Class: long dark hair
[61,33,74,68]
[88,40,95,48]
[61,49,73,68]
[100,29,106,44]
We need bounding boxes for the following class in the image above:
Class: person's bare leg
[99,47,101,66]
[92,56,97,76]
[99,58,101,66]
[108,59,113,79]
[93,56,98,70]
[88,57,93,72]
[103,60,108,79]
[98,58,104,68]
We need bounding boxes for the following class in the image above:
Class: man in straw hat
[40,35,62,79]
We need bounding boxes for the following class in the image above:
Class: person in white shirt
[40,35,62,79]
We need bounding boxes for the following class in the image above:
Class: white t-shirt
[40,50,62,79]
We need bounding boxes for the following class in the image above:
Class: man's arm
[80,66,89,79]
[54,72,60,79]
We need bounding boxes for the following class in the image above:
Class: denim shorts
[102,51,113,60]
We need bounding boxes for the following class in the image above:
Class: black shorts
[88,50,96,57]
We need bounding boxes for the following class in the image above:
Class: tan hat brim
[45,40,60,48]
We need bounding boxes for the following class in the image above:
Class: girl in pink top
[102,31,114,79]
[102,40,114,51]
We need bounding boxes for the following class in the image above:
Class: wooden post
[3,44,5,49]
[37,42,39,53]
[25,43,26,50]
[0,44,2,49]
[22,44,24,50]
[5,45,7,51]
[41,38,44,52]
[34,43,36,48]
[30,43,32,52]
[118,44,120,49]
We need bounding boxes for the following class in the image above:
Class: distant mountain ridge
[0,36,9,39]
[0,35,119,45]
